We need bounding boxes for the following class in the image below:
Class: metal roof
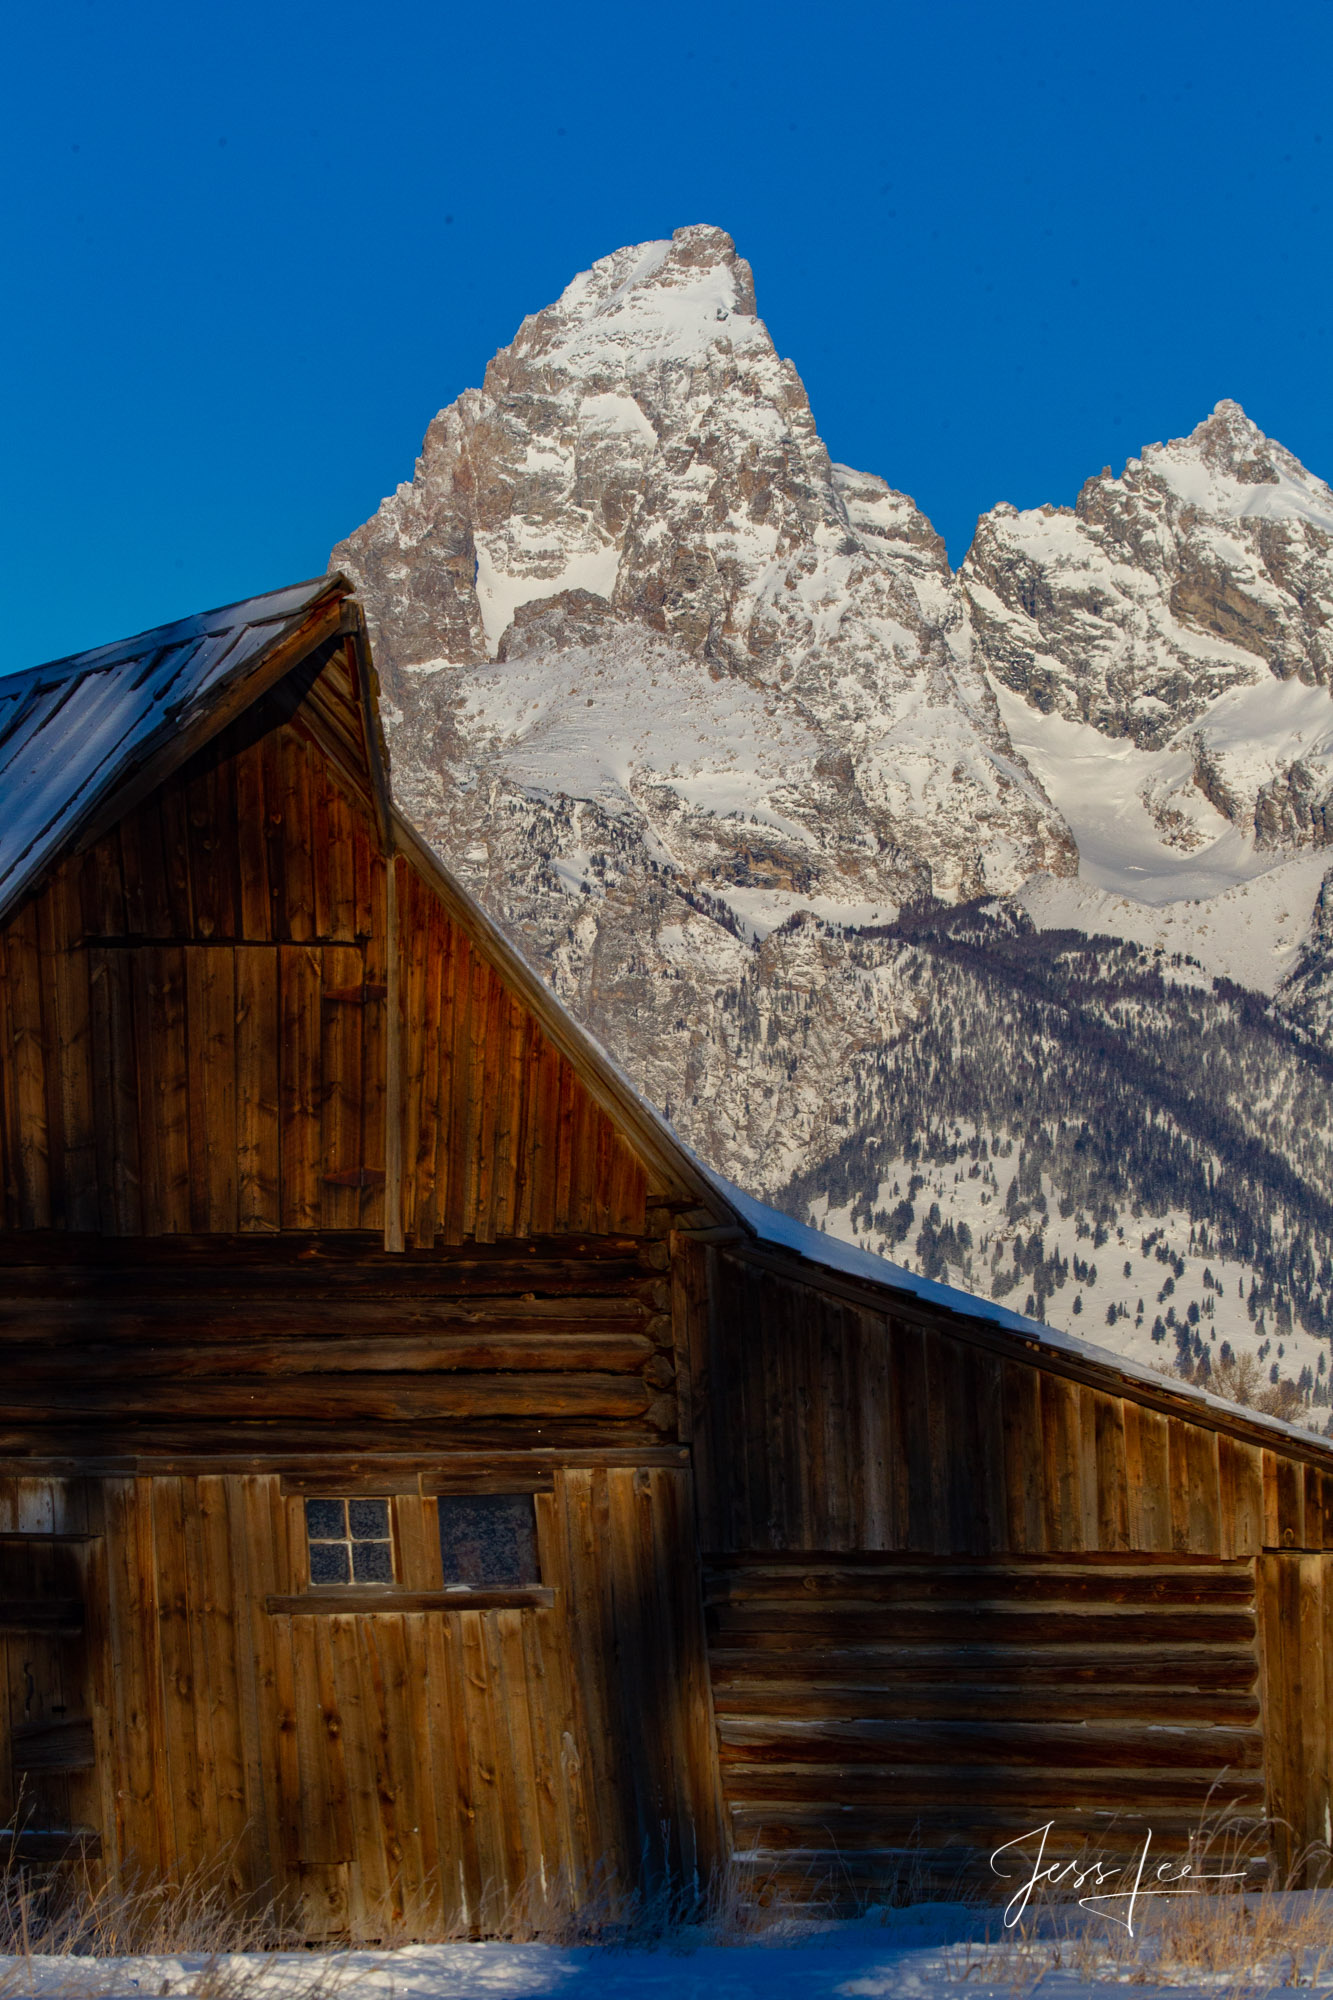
[0,575,346,924]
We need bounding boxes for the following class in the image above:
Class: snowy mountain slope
[1016,855,1333,996]
[964,402,1333,862]
[333,228,1333,1425]
[786,903,1333,1426]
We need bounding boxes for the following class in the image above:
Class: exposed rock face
[333,229,1333,1414]
[335,224,1071,911]
[332,225,1073,1185]
[963,401,1333,853]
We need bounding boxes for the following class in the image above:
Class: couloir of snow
[994,681,1333,990]
[995,682,1333,909]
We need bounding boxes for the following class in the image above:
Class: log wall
[707,1554,1267,1894]
[0,1235,680,1458]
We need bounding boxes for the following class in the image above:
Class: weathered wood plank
[279,946,321,1229]
[2,1372,654,1421]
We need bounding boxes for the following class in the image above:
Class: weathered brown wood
[0,1599,83,1633]
[279,945,321,1229]
[2,1373,654,1422]
[708,1550,1268,1876]
[76,1325,648,1373]
[87,947,142,1234]
[267,1588,556,1614]
[422,1469,556,1494]
[381,852,404,1252]
[6,902,52,1229]
[235,947,280,1231]
[202,949,240,1232]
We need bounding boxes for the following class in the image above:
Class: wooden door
[1257,1549,1333,1883]
[263,1467,721,1938]
[0,1531,103,1864]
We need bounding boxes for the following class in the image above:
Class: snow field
[12,1890,1333,1999]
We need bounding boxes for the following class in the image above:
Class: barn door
[265,1467,719,1939]
[266,1478,589,1939]
[1257,1550,1333,1884]
[0,1533,102,1865]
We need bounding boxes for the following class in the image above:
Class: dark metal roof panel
[0,576,343,921]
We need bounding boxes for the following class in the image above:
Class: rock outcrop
[963,401,1333,854]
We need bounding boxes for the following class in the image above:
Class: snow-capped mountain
[335,224,1071,915]
[334,227,1333,1425]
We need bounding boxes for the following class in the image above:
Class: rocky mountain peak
[334,225,1069,918]
[963,400,1333,867]
[1070,400,1333,539]
[328,233,1333,1415]
[491,224,760,382]
[1186,398,1285,482]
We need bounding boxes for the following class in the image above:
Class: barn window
[304,1497,395,1584]
[437,1495,540,1588]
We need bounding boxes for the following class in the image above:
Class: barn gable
[0,576,684,1247]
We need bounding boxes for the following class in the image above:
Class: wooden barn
[2,571,1333,1933]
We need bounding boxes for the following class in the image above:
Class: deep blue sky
[5,0,1331,671]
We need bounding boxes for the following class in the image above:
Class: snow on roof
[702,1163,1333,1458]
[0,576,342,924]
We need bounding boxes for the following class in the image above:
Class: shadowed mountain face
[334,227,1333,1423]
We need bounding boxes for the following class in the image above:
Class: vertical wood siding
[0,1467,720,1934]
[0,666,649,1243]
[697,1255,1316,1558]
[1257,1551,1333,1881]
[395,862,646,1246]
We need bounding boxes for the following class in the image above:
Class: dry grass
[0,1855,344,2000]
[933,1814,1333,1996]
[6,1816,1333,1997]
[937,1883,1333,1997]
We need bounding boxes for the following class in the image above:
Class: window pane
[305,1498,346,1541]
[348,1498,390,1540]
[438,1495,539,1587]
[309,1540,351,1584]
[352,1539,395,1584]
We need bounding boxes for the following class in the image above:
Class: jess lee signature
[991,1821,1257,1935]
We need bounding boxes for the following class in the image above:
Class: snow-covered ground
[10,1894,1333,2000]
